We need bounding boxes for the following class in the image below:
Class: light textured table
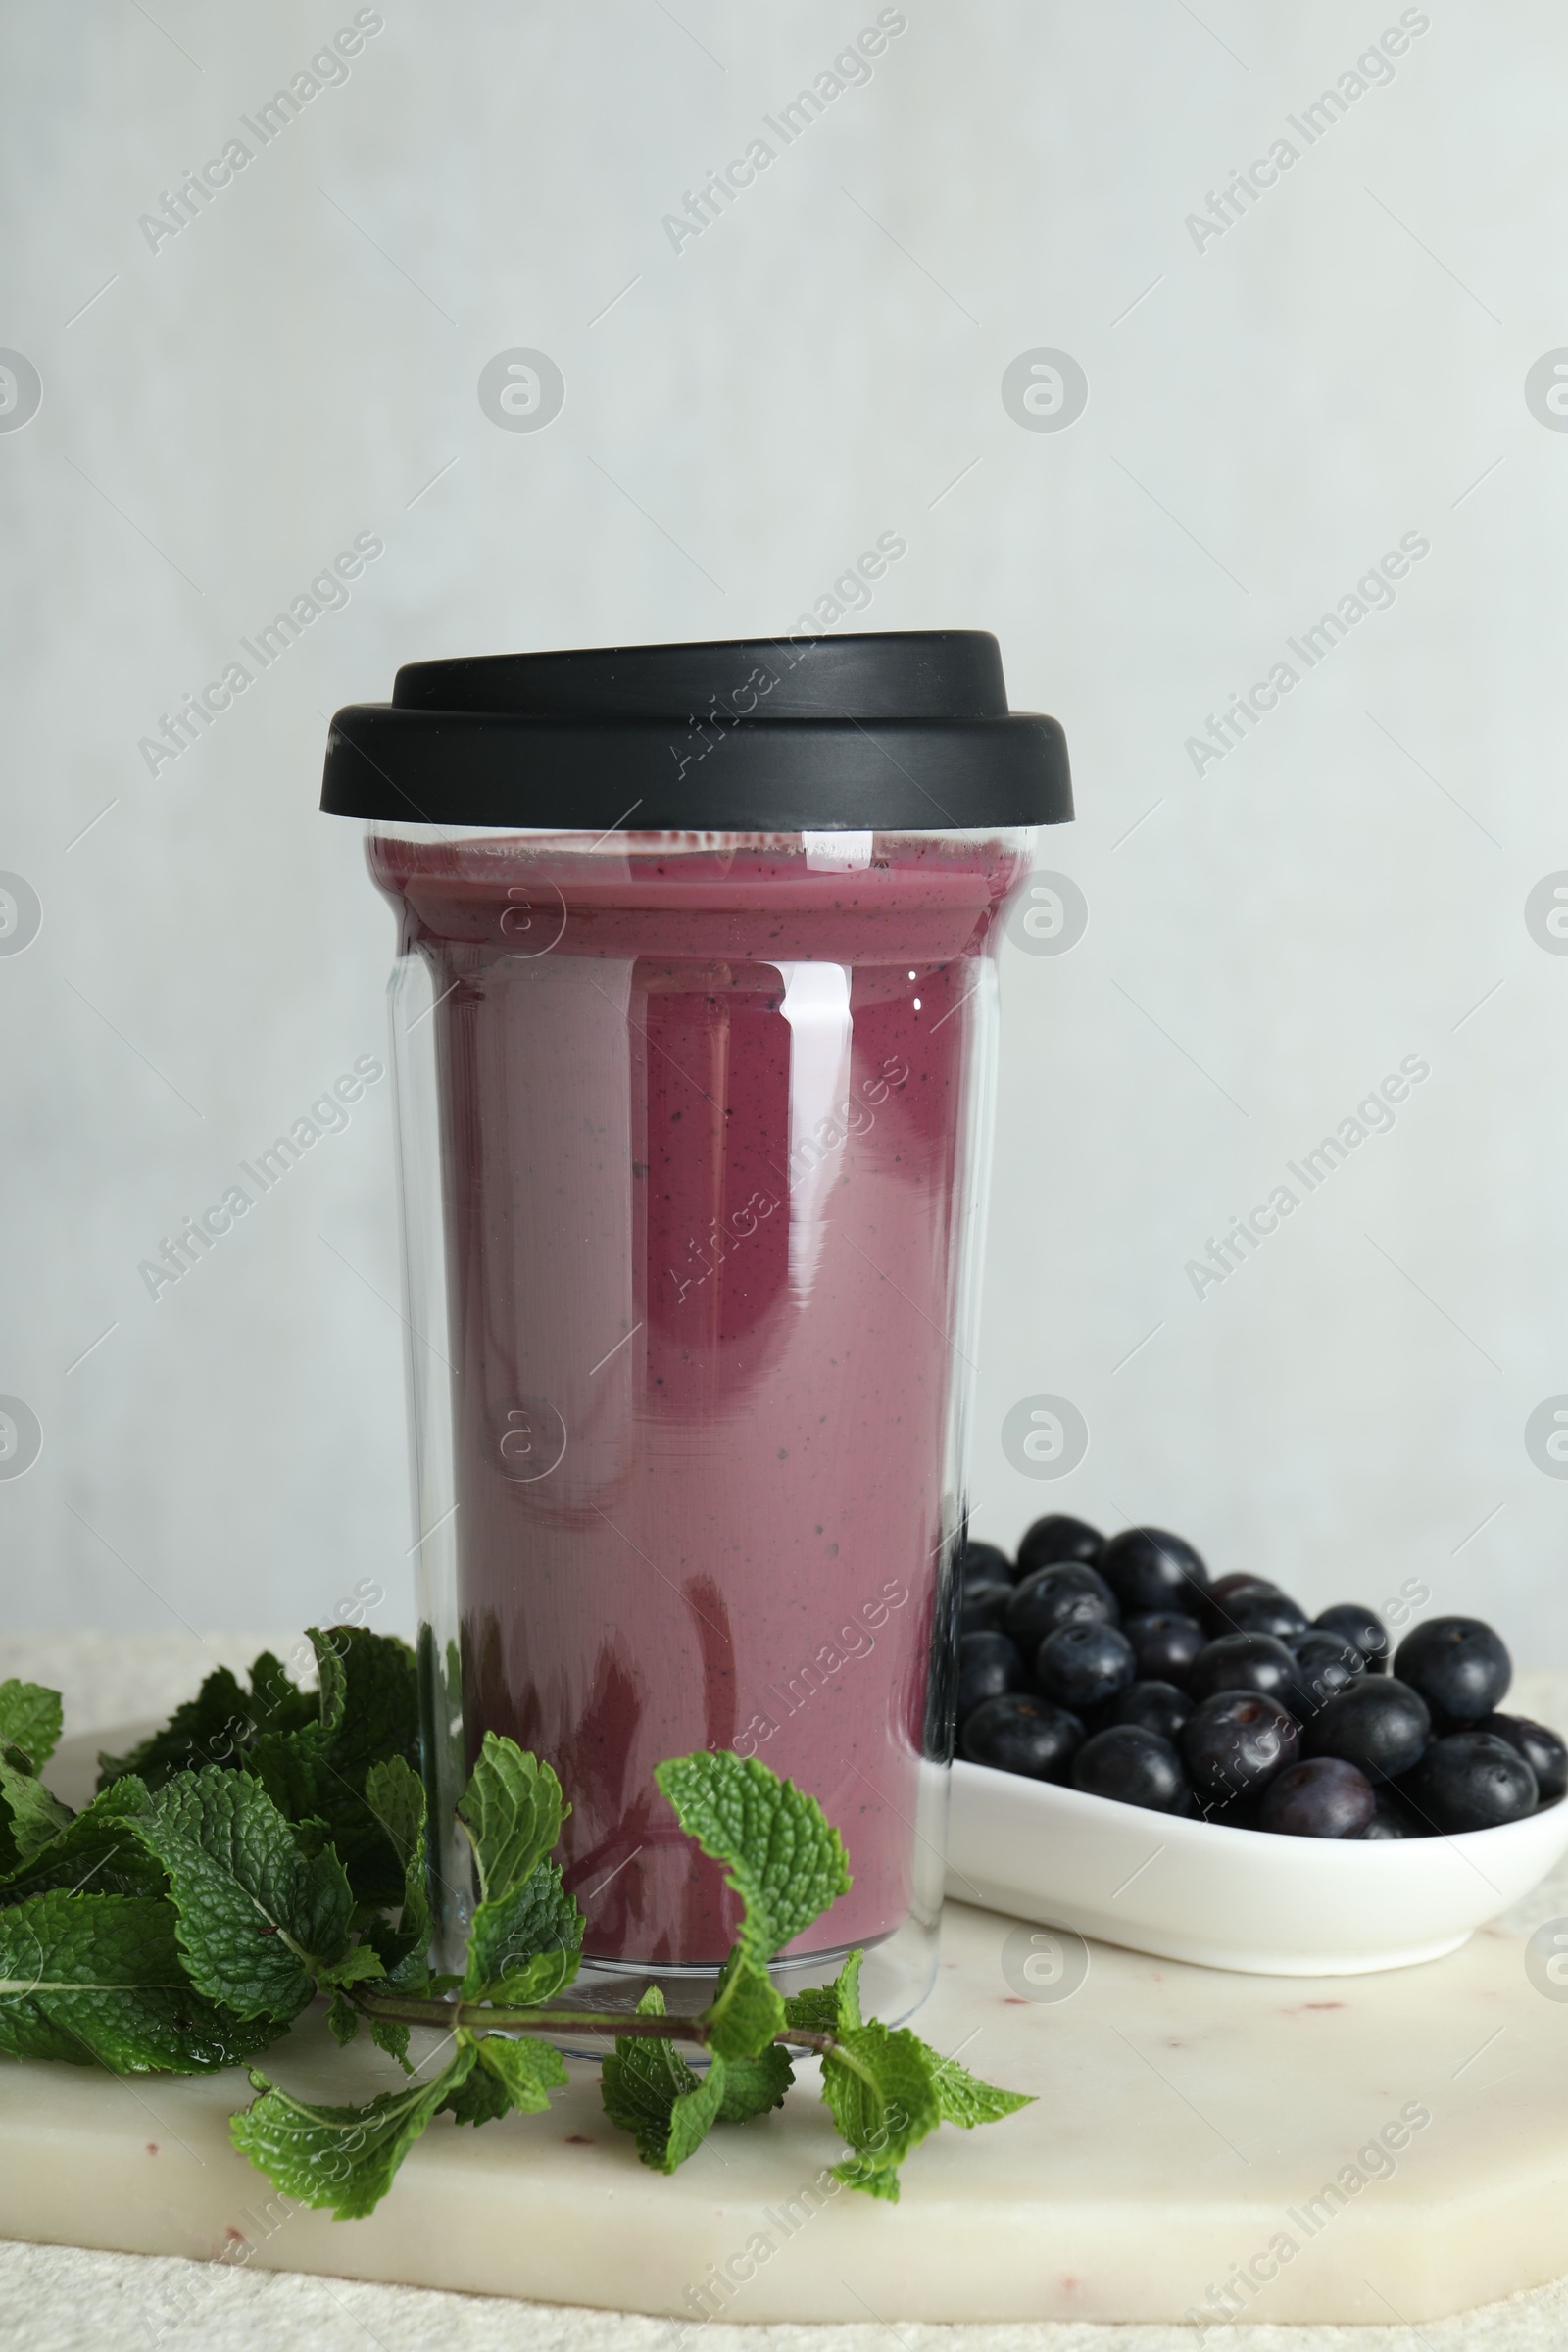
[4,1632,1568,2352]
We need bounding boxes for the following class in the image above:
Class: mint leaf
[464,1861,582,2004]
[245,1651,317,1739]
[231,2045,477,2218]
[247,1629,419,1905]
[654,1751,850,1964]
[457,1735,566,1903]
[784,1948,863,2037]
[0,1889,278,2073]
[820,2022,942,2202]
[0,1747,74,1872]
[97,1666,252,1792]
[435,2029,569,2125]
[0,1780,165,1903]
[364,1756,429,1957]
[601,1985,728,2173]
[321,1942,384,1990]
[308,1625,418,1783]
[715,2043,794,2122]
[0,1680,62,1768]
[456,1738,579,2002]
[474,1940,578,2008]
[369,2015,414,2073]
[700,1950,786,2062]
[663,2062,728,2166]
[311,1626,352,1739]
[243,1724,331,1823]
[931,2051,1034,2130]
[474,2033,568,2114]
[439,2054,512,2127]
[134,1768,353,2021]
[326,1989,361,2047]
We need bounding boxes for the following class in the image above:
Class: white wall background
[2,0,1566,1658]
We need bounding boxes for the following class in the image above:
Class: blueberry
[1478,1713,1568,1805]
[1284,1632,1365,1723]
[1035,1620,1137,1712]
[1111,1679,1193,1742]
[1098,1527,1209,1615]
[1394,1617,1511,1725]
[956,1630,1031,1720]
[1005,1561,1117,1651]
[1303,1676,1431,1782]
[1257,1756,1376,1838]
[1188,1632,1298,1705]
[1361,1788,1425,1839]
[1215,1587,1309,1642]
[1200,1575,1281,1630]
[1123,1611,1205,1685]
[1015,1513,1103,1577]
[1207,1572,1276,1606]
[1401,1731,1537,1832]
[1181,1691,1298,1803]
[959,1692,1084,1781]
[960,1540,1016,1587]
[1314,1602,1391,1673]
[1071,1725,1192,1814]
[958,1575,1013,1636]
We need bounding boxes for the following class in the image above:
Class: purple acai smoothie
[372,831,1026,1965]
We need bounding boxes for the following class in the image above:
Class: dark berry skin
[956,1631,1031,1721]
[1005,1562,1117,1652]
[1124,1611,1205,1685]
[1394,1617,1511,1725]
[1188,1632,1298,1706]
[1401,1731,1537,1833]
[1200,1575,1282,1632]
[1182,1691,1298,1802]
[1209,1572,1270,1604]
[1205,1787,1265,1831]
[1361,1788,1425,1839]
[1099,1527,1209,1616]
[960,1693,1084,1781]
[1257,1756,1376,1838]
[1314,1602,1391,1673]
[1036,1621,1137,1712]
[959,1540,1015,1587]
[1071,1725,1192,1814]
[1284,1633,1365,1724]
[1015,1513,1103,1578]
[1216,1587,1309,1642]
[1479,1713,1568,1805]
[958,1577,1013,1636]
[1303,1677,1431,1783]
[1111,1680,1193,1742]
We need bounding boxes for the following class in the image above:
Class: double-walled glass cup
[321,633,1072,2023]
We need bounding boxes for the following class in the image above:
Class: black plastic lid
[319,630,1071,832]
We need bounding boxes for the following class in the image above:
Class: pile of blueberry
[957,1518,1567,1838]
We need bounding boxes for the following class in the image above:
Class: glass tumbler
[320,630,1072,2023]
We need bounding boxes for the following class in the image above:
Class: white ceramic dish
[945,1757,1568,1974]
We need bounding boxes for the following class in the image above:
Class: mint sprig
[0,1636,1030,2216]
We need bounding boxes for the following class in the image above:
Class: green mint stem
[351,1984,834,2055]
